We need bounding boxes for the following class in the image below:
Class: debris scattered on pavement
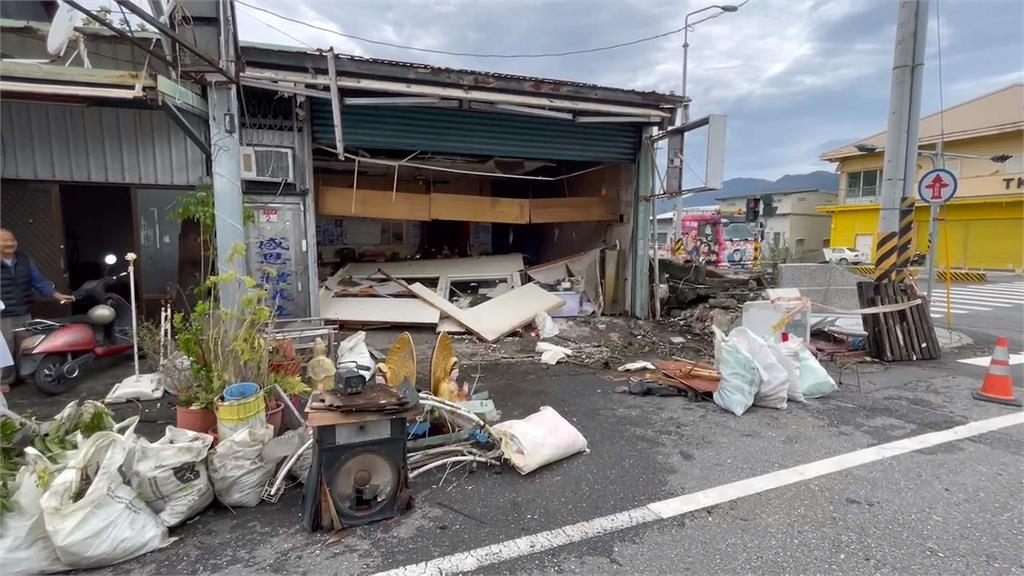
[617,361,657,372]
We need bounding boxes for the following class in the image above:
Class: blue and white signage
[917,168,958,205]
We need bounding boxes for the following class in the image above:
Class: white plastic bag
[336,330,376,381]
[795,345,838,398]
[40,430,170,569]
[533,311,559,339]
[713,339,760,416]
[0,449,66,575]
[492,407,588,474]
[729,327,788,409]
[208,422,275,507]
[769,340,804,403]
[126,426,214,527]
[536,341,572,365]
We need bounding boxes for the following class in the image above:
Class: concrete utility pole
[208,0,246,308]
[875,0,929,283]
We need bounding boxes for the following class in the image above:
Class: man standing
[1,228,73,390]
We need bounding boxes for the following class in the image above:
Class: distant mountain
[656,171,839,213]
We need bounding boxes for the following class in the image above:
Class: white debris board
[407,282,564,342]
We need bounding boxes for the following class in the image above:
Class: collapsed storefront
[0,19,682,324]
[240,44,683,322]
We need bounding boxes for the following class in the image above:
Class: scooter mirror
[103,254,118,266]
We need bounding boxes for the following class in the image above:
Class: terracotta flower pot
[265,399,284,437]
[176,405,217,435]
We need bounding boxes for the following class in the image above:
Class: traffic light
[761,194,777,218]
[745,197,761,222]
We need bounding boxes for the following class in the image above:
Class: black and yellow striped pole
[873,230,899,282]
[893,196,917,282]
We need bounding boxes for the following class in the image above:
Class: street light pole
[680,4,739,125]
[925,141,943,302]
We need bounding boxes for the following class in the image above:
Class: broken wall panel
[317,295,440,325]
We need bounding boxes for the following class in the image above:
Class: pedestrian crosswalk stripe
[929,302,996,311]
[958,353,1024,367]
[935,296,1013,307]
[949,285,1024,293]
[943,288,1022,295]
[931,307,967,314]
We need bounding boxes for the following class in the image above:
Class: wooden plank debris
[858,280,939,362]
[403,281,564,342]
[430,193,530,224]
[529,197,617,223]
[318,186,430,220]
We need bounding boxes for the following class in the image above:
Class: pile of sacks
[712,326,837,416]
[0,415,310,575]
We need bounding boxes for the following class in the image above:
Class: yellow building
[819,83,1024,271]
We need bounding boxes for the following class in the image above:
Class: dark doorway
[60,185,134,295]
[422,221,471,258]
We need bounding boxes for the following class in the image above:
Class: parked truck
[674,212,757,268]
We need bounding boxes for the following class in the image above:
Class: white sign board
[917,168,958,205]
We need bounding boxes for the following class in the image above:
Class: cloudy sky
[232,0,1023,181]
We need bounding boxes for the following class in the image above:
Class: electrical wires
[234,0,730,59]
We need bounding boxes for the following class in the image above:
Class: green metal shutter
[312,101,640,163]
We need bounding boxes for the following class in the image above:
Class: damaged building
[1,11,683,327]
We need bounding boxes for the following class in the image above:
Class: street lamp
[681,4,740,124]
[852,143,1014,167]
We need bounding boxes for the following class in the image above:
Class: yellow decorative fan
[377,332,416,388]
[430,332,466,401]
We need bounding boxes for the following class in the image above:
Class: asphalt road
[3,282,1021,576]
[928,275,1024,351]
[8,348,1017,576]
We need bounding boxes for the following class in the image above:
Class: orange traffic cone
[973,337,1022,407]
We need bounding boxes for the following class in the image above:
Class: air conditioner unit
[240,146,294,183]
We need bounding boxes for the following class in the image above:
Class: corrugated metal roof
[312,100,640,163]
[241,42,682,108]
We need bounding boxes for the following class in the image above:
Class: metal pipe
[409,456,501,479]
[325,49,344,160]
[925,143,942,302]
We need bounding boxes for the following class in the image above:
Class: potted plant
[171,248,275,434]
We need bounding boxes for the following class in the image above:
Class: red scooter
[17,266,134,395]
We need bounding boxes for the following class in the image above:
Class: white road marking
[928,302,998,311]
[375,413,1024,576]
[930,307,967,314]
[935,296,1014,307]
[958,353,1024,367]
[947,291,1024,301]
[947,285,1024,293]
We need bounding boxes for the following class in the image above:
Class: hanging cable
[234,0,749,59]
[237,4,314,49]
[935,0,947,169]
